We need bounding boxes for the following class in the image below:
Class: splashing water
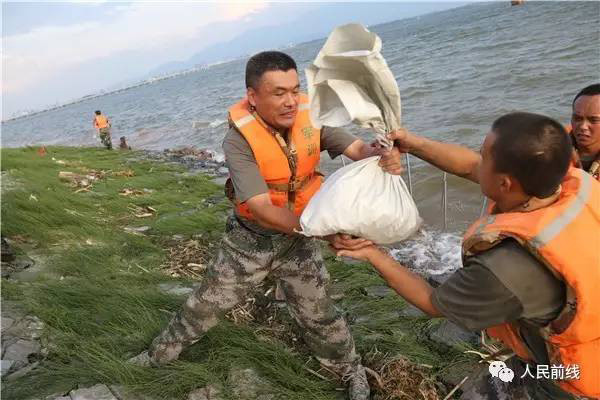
[390,229,462,275]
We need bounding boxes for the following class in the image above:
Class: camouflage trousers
[149,214,360,373]
[99,128,112,150]
[460,357,582,400]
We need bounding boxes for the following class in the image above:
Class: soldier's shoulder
[222,127,251,154]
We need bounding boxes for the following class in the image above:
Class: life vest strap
[267,173,317,192]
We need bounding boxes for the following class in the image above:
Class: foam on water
[390,229,462,275]
[209,119,227,128]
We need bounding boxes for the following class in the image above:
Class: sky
[2,1,469,118]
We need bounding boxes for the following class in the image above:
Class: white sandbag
[305,23,402,139]
[299,157,421,244]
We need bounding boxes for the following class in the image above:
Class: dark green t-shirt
[431,238,566,365]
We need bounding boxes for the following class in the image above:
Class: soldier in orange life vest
[569,84,600,181]
[93,110,112,150]
[336,113,599,399]
[129,51,405,400]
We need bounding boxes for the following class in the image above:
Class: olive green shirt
[431,238,566,365]
[222,125,357,203]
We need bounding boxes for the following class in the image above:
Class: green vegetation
[1,147,473,399]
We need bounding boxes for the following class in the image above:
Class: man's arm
[245,193,300,235]
[388,129,481,183]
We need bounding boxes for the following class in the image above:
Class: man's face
[477,132,505,202]
[571,94,600,153]
[247,69,300,131]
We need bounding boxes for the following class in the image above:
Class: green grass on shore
[1,146,473,400]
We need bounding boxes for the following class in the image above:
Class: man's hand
[333,244,380,262]
[378,146,403,175]
[323,234,373,250]
[386,128,412,153]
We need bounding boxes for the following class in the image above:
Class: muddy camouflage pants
[99,128,112,150]
[149,215,360,372]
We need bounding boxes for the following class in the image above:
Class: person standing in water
[93,110,112,150]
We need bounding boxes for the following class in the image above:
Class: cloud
[2,2,268,95]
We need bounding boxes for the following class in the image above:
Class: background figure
[569,84,600,180]
[119,136,131,150]
[93,110,112,149]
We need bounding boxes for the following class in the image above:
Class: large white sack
[299,157,421,244]
[306,23,402,139]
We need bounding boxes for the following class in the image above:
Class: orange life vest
[462,168,600,398]
[227,94,322,220]
[94,115,109,129]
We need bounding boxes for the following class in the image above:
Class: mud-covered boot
[344,364,370,400]
[128,341,183,367]
[127,350,155,367]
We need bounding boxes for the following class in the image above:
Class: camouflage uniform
[98,127,112,150]
[148,214,367,396]
[461,357,582,400]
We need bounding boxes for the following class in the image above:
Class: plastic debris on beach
[58,170,106,192]
[160,238,211,279]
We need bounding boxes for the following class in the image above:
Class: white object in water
[298,157,421,244]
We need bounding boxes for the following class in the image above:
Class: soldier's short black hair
[95,110,101,115]
[573,84,600,106]
[245,51,297,89]
[491,112,572,198]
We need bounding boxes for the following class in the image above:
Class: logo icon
[489,361,515,383]
[498,367,515,383]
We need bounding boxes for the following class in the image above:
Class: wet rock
[1,359,14,376]
[15,257,35,270]
[2,316,15,332]
[428,320,480,350]
[216,167,228,175]
[2,255,36,279]
[110,385,157,400]
[6,315,45,340]
[1,237,16,262]
[187,385,223,400]
[363,285,395,298]
[157,282,195,297]
[3,339,41,369]
[43,394,71,400]
[182,155,199,164]
[6,361,39,380]
[398,303,426,318]
[229,367,275,400]
[70,384,118,400]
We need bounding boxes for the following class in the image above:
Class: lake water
[3,1,598,273]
